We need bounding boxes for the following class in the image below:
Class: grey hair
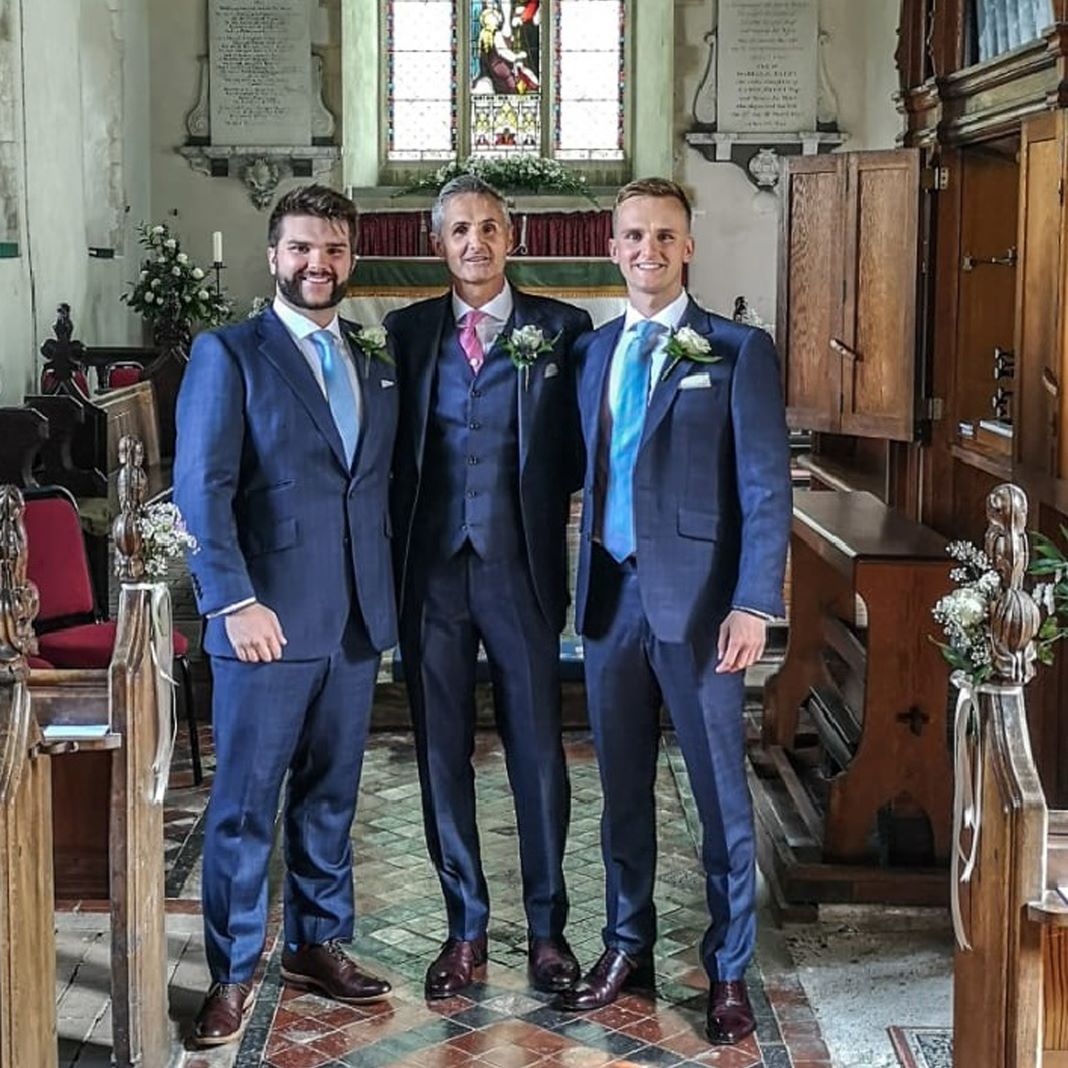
[430,174,511,236]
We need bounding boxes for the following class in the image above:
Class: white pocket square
[544,362,559,378]
[678,372,712,390]
[381,378,396,389]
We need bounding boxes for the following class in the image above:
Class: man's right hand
[224,603,287,663]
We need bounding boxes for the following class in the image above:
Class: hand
[224,603,287,663]
[716,610,766,674]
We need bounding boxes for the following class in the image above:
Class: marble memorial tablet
[717,0,818,133]
[209,0,312,145]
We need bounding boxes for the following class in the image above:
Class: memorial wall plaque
[209,0,312,146]
[716,0,817,133]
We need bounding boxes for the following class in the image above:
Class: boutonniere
[500,325,561,390]
[349,324,395,375]
[660,325,720,382]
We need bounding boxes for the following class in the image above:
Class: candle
[212,230,223,264]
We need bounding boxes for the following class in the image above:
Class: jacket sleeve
[729,327,792,619]
[561,308,594,494]
[173,331,255,617]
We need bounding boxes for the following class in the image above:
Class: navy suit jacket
[386,288,591,633]
[574,298,791,644]
[174,308,399,658]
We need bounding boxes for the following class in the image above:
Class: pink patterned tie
[459,309,488,375]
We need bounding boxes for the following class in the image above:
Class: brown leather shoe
[555,947,654,1011]
[705,980,756,1045]
[424,934,488,1000]
[528,936,580,993]
[280,941,391,1004]
[194,982,255,1047]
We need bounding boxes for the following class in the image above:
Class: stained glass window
[386,0,625,165]
[554,1,624,160]
[387,1,457,161]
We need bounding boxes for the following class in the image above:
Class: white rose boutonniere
[500,324,560,390]
[660,325,721,382]
[350,324,394,375]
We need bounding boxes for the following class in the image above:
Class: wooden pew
[0,407,49,487]
[0,485,57,1068]
[27,435,175,1068]
[753,489,953,912]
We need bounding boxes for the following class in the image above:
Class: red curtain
[358,210,613,258]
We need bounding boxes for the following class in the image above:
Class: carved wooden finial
[113,434,147,583]
[985,483,1041,684]
[0,485,39,804]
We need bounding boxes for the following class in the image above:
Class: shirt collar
[452,280,514,325]
[622,290,690,335]
[273,296,341,342]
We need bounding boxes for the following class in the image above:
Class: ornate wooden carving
[985,483,1042,682]
[113,434,147,584]
[0,486,38,805]
[0,483,57,1067]
[39,302,88,397]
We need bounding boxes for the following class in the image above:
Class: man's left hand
[716,610,766,674]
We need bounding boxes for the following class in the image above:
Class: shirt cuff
[731,605,775,621]
[206,597,257,620]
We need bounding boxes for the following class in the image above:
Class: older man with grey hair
[386,175,592,999]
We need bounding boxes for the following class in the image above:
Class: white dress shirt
[452,282,515,354]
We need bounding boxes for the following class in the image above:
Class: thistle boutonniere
[349,324,394,375]
[500,324,561,390]
[660,325,721,382]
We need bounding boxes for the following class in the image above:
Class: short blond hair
[613,178,693,231]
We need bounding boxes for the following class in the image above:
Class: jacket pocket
[245,516,298,557]
[677,507,719,541]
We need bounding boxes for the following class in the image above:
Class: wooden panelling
[842,150,922,441]
[779,156,845,433]
[1015,113,1064,475]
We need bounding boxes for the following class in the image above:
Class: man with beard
[175,185,397,1047]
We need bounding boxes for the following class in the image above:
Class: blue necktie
[603,320,662,562]
[311,329,360,466]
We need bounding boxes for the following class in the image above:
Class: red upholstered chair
[41,367,91,397]
[103,363,144,390]
[28,656,53,670]
[23,486,203,784]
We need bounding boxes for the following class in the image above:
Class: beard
[275,269,348,311]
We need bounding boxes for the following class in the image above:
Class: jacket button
[466,490,477,498]
[343,535,351,548]
[471,388,482,398]
[469,421,481,430]
[468,455,478,465]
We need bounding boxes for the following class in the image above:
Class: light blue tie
[311,329,360,466]
[603,319,662,562]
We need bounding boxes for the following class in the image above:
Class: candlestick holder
[211,261,226,299]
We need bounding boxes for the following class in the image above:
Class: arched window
[386,0,625,167]
[342,0,676,192]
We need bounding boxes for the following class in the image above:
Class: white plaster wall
[149,0,342,317]
[675,0,903,325]
[0,0,152,404]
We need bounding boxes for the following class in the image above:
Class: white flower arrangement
[137,502,198,578]
[350,323,394,374]
[247,295,271,319]
[122,222,232,336]
[393,155,597,204]
[661,325,720,382]
[932,536,1068,684]
[500,324,558,389]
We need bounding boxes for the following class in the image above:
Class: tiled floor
[159,729,831,1068]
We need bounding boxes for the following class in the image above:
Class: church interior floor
[54,724,953,1068]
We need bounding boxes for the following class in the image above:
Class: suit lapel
[257,309,349,472]
[341,318,379,479]
[411,294,450,476]
[582,317,624,472]
[511,292,538,475]
[640,298,714,451]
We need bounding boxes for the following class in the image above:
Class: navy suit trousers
[202,616,379,982]
[582,548,755,981]
[401,547,570,941]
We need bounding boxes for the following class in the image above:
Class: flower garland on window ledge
[392,156,599,205]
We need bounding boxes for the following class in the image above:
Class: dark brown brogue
[280,941,391,1004]
[705,980,756,1045]
[194,982,255,1047]
[555,947,654,1011]
[528,936,580,993]
[424,934,488,999]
